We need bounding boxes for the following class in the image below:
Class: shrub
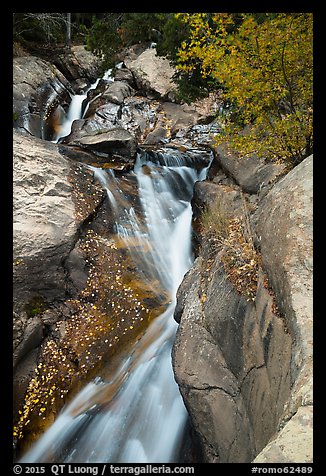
[201,196,260,301]
[201,199,231,244]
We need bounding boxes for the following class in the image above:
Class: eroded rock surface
[13,130,104,420]
[253,155,313,462]
[13,56,73,139]
[173,254,292,462]
[173,155,313,463]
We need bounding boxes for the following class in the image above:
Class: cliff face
[172,154,313,463]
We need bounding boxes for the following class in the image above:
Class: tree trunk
[66,13,71,47]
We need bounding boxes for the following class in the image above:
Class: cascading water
[52,68,114,143]
[19,145,211,463]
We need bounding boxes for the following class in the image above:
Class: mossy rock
[25,296,48,318]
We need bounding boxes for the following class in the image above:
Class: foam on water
[20,146,212,463]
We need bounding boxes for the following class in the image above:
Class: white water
[53,68,113,143]
[19,148,211,463]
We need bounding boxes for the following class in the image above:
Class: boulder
[13,130,105,426]
[214,142,285,194]
[119,97,161,142]
[70,45,100,80]
[114,66,135,86]
[118,44,148,65]
[13,131,77,310]
[61,104,121,144]
[13,130,77,421]
[102,81,135,105]
[173,154,313,463]
[66,97,160,146]
[253,406,313,463]
[253,155,313,458]
[53,45,101,83]
[172,258,292,462]
[160,102,200,135]
[192,180,243,219]
[124,48,175,99]
[69,128,137,165]
[13,56,73,139]
[13,130,104,331]
[143,126,168,145]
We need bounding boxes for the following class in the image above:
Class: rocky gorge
[13,44,313,463]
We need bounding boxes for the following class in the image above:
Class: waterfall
[19,148,212,464]
[52,68,113,143]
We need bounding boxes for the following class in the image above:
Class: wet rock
[46,104,67,138]
[93,103,121,128]
[13,56,73,139]
[69,128,137,165]
[68,161,106,223]
[58,144,100,165]
[62,103,121,144]
[83,80,112,118]
[82,96,160,144]
[119,97,160,142]
[13,46,100,140]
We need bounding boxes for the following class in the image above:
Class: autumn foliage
[176,13,313,165]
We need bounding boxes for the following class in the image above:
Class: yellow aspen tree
[176,13,313,165]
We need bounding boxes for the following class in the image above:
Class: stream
[19,72,212,463]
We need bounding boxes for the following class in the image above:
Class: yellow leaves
[200,293,207,304]
[218,216,260,302]
[175,12,313,163]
